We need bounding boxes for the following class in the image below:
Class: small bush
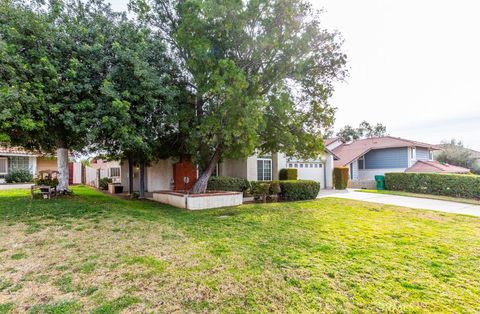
[278,180,320,201]
[207,176,250,192]
[385,172,480,199]
[5,169,33,183]
[279,168,298,180]
[99,177,112,190]
[269,181,282,195]
[250,181,271,202]
[333,167,349,190]
[35,177,59,187]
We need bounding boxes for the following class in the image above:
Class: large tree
[0,0,117,191]
[131,0,348,193]
[92,16,181,197]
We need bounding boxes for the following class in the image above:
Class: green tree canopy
[92,16,182,196]
[0,0,118,191]
[131,0,348,192]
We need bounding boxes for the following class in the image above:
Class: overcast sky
[108,0,480,150]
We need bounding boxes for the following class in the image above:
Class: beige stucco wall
[36,157,57,174]
[121,158,178,193]
[147,159,176,191]
[120,161,139,193]
[219,159,248,178]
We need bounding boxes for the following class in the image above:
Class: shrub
[207,176,250,193]
[5,169,33,183]
[279,168,298,180]
[333,167,349,190]
[35,177,59,187]
[385,172,480,199]
[269,181,282,195]
[250,181,271,202]
[278,180,320,201]
[99,177,112,190]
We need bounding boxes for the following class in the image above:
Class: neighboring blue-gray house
[327,136,439,184]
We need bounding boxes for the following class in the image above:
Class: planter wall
[152,191,243,210]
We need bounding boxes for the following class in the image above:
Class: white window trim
[0,158,8,175]
[109,167,121,178]
[257,158,272,181]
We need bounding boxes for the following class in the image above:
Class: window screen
[257,159,272,181]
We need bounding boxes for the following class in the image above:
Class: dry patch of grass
[0,186,479,312]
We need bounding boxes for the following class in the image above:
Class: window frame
[0,158,7,175]
[358,156,365,170]
[109,167,121,178]
[257,158,272,181]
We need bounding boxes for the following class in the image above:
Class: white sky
[108,0,480,150]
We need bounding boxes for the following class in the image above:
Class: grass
[357,189,480,205]
[0,186,479,312]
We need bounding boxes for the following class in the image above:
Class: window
[300,164,304,168]
[350,164,353,179]
[294,163,298,168]
[411,147,416,159]
[257,159,272,181]
[358,157,365,170]
[319,163,323,168]
[288,163,293,168]
[0,158,7,175]
[8,156,29,172]
[109,167,121,177]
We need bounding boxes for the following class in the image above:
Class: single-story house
[0,145,58,183]
[327,136,470,188]
[120,149,338,193]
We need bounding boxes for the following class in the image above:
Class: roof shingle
[405,160,470,174]
[333,136,438,167]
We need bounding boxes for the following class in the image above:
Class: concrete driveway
[318,189,480,217]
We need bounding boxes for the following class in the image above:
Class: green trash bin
[374,175,385,190]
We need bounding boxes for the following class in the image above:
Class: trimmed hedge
[279,168,298,180]
[333,167,349,190]
[278,180,320,201]
[385,172,480,199]
[207,176,250,192]
[5,169,33,183]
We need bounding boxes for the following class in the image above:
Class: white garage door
[287,162,325,188]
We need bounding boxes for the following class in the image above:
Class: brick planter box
[152,191,243,210]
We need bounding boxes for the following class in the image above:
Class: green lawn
[0,186,479,313]
[357,189,480,206]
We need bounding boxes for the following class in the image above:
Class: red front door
[173,161,197,191]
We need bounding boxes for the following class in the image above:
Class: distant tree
[336,125,361,142]
[435,139,478,173]
[0,0,117,192]
[132,0,348,193]
[337,121,387,142]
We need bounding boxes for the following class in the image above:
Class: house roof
[0,144,40,157]
[333,136,439,167]
[324,138,340,147]
[405,160,470,174]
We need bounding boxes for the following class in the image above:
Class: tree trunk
[128,157,134,195]
[191,144,223,194]
[139,162,145,198]
[56,147,69,192]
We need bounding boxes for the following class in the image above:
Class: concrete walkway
[318,189,480,217]
[0,183,34,190]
